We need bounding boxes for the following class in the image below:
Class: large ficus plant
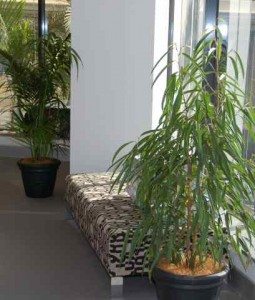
[111,29,255,273]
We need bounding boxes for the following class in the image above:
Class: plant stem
[183,86,193,268]
[185,142,193,267]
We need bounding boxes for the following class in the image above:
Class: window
[152,0,209,128]
[0,0,38,130]
[219,0,255,210]
[219,0,255,160]
[0,0,70,131]
[46,0,69,36]
[153,0,255,160]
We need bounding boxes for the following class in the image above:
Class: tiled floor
[0,156,246,300]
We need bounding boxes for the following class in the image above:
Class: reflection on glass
[219,0,255,158]
[0,0,71,131]
[0,0,38,130]
[46,0,69,36]
[174,0,206,67]
[181,0,206,52]
[244,7,255,159]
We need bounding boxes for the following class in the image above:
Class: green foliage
[111,29,255,273]
[0,33,81,159]
[0,0,35,77]
[0,0,25,47]
[64,3,71,35]
[6,19,34,58]
[48,9,66,37]
[47,1,71,37]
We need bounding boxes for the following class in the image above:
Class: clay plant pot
[17,158,61,198]
[153,266,229,300]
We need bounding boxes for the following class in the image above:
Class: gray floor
[0,157,157,300]
[0,156,244,300]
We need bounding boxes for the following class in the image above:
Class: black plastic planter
[153,266,229,300]
[17,158,61,198]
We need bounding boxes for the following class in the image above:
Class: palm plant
[111,29,255,275]
[6,19,34,59]
[0,33,80,160]
[64,0,71,34]
[48,3,68,37]
[0,0,25,48]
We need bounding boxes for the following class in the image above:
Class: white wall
[71,0,155,173]
[152,0,169,128]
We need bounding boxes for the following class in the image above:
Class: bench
[64,172,149,296]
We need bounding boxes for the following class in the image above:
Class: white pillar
[71,0,155,173]
[152,0,170,128]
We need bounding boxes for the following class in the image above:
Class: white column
[152,0,170,128]
[71,0,155,173]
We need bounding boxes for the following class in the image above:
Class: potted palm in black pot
[111,29,255,300]
[0,33,80,198]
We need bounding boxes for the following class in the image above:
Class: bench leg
[111,277,123,299]
[64,208,74,220]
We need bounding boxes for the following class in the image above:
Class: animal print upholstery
[65,173,149,277]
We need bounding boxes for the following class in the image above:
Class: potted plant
[111,29,255,299]
[0,33,80,198]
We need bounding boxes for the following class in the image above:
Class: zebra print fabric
[65,173,149,277]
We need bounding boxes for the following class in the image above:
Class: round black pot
[17,158,61,198]
[153,266,229,300]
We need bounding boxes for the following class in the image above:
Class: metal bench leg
[111,277,123,299]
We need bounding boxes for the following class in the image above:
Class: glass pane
[181,0,206,52]
[219,0,254,158]
[173,0,206,68]
[0,1,71,134]
[219,1,255,209]
[46,0,70,36]
[0,0,38,130]
[45,0,70,140]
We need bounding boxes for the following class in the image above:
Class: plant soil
[158,257,223,276]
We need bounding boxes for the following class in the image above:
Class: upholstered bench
[65,173,149,295]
